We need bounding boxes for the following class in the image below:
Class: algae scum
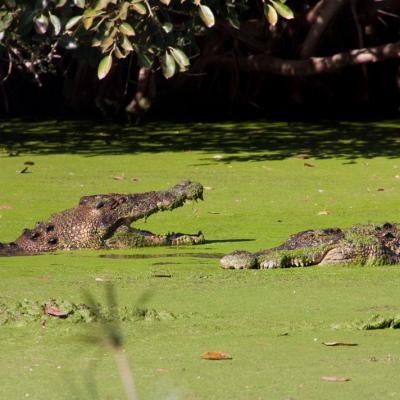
[1,119,400,400]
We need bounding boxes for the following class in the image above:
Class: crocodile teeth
[260,260,278,269]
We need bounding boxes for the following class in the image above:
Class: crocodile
[220,223,400,269]
[0,180,204,256]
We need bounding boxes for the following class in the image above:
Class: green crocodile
[0,181,204,256]
[220,223,400,269]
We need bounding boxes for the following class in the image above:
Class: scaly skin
[0,181,204,256]
[220,223,400,269]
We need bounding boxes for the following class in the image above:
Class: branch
[300,0,350,58]
[206,41,400,76]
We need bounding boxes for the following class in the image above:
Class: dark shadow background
[0,119,399,161]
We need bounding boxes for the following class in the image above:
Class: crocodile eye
[30,232,40,241]
[95,201,105,209]
[22,228,31,237]
[48,237,58,245]
[383,223,393,230]
[46,225,55,232]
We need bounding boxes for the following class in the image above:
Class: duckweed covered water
[1,119,400,399]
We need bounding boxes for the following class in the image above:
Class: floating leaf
[265,4,278,25]
[161,51,176,79]
[97,54,113,80]
[17,167,29,174]
[320,376,351,383]
[201,351,232,360]
[199,4,215,28]
[317,210,329,215]
[270,0,294,19]
[44,303,70,318]
[24,161,35,166]
[65,15,82,30]
[120,22,135,36]
[304,162,315,167]
[322,342,358,347]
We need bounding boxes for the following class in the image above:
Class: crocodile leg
[104,226,204,248]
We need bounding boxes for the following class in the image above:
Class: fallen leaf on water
[24,161,35,165]
[17,167,29,174]
[208,211,221,215]
[304,163,315,168]
[95,277,112,282]
[204,186,213,190]
[318,210,329,215]
[212,154,223,160]
[0,204,13,210]
[113,174,125,181]
[320,375,351,382]
[155,368,168,373]
[131,177,140,182]
[44,304,69,318]
[322,341,358,347]
[201,351,232,360]
[152,274,172,278]
[377,188,385,192]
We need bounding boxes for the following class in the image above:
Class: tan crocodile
[0,181,204,255]
[220,223,400,269]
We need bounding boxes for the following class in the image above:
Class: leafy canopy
[0,0,294,80]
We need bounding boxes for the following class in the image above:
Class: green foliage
[0,0,294,81]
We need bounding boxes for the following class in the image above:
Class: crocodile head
[220,223,400,269]
[0,180,204,255]
[79,180,204,230]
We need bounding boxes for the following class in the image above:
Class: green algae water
[1,119,400,399]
